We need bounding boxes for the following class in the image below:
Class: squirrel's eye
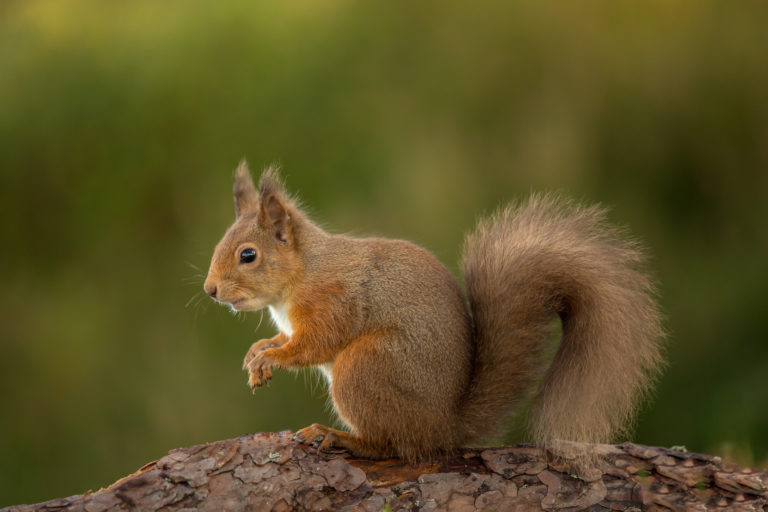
[239,248,257,264]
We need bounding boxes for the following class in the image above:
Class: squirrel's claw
[294,425,324,445]
[245,348,277,391]
[293,424,346,454]
[243,340,279,370]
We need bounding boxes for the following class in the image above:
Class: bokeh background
[2,0,767,505]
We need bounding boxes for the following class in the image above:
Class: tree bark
[3,432,766,511]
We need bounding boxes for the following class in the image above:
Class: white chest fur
[268,303,293,336]
[317,362,334,384]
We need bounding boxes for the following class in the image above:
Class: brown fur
[460,195,665,446]
[203,163,665,461]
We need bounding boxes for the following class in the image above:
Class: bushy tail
[460,193,664,445]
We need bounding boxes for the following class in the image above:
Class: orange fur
[204,163,665,460]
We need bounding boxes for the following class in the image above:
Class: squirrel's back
[325,235,472,374]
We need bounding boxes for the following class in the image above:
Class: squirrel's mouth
[230,298,262,312]
[227,296,270,313]
[230,299,248,311]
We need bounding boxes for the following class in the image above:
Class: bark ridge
[3,432,766,511]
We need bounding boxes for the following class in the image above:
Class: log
[3,432,766,511]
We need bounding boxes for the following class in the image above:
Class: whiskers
[183,262,211,319]
[185,290,209,309]
[183,262,207,284]
[232,310,246,320]
[254,309,265,331]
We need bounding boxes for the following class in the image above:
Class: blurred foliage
[2,0,768,505]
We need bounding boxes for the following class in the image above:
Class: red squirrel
[203,161,664,460]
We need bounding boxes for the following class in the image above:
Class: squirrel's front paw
[245,348,278,391]
[242,339,279,370]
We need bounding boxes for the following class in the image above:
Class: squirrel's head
[203,161,303,312]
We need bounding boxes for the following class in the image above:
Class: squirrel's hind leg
[293,423,390,459]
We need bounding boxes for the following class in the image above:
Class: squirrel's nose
[204,281,217,299]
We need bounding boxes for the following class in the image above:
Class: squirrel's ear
[258,166,292,244]
[233,160,258,218]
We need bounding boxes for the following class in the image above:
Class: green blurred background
[2,0,767,505]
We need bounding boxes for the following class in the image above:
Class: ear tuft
[258,165,292,244]
[233,159,258,217]
[258,165,286,199]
